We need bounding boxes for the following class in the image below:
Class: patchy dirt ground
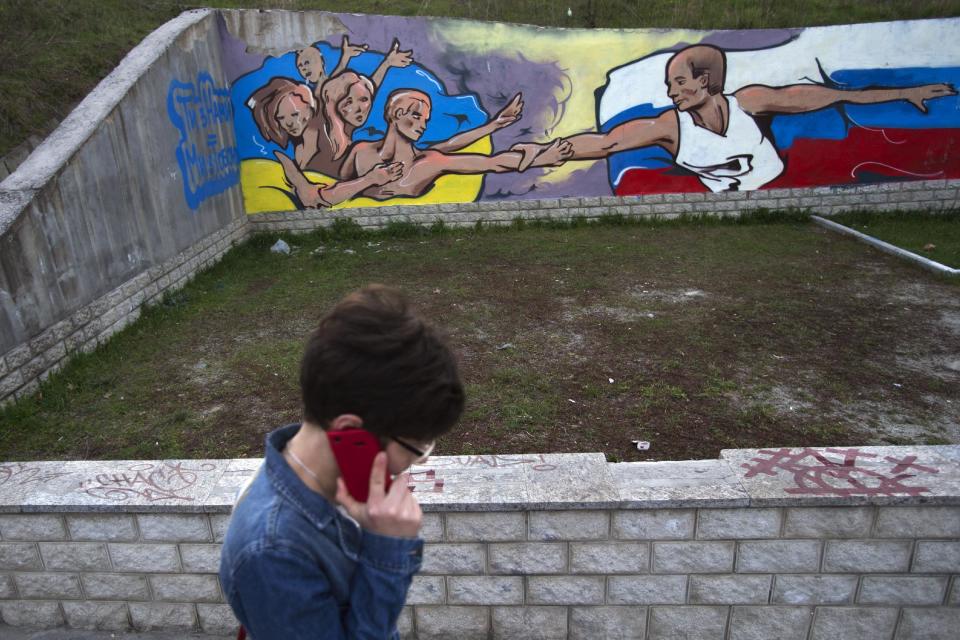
[2,221,958,462]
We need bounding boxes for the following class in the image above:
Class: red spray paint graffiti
[407,469,445,493]
[425,454,557,471]
[741,447,940,497]
[0,463,71,487]
[405,454,558,494]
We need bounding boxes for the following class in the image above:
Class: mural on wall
[220,15,960,213]
[167,72,239,210]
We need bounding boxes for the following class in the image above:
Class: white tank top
[674,95,784,192]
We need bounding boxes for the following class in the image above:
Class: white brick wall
[489,543,567,574]
[653,541,735,573]
[66,514,138,541]
[0,486,957,638]
[570,541,648,573]
[62,601,130,631]
[493,606,567,640]
[614,509,694,539]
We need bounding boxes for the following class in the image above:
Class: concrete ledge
[1,445,956,513]
[812,215,960,277]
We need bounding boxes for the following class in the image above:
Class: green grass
[3,0,960,157]
[3,211,957,462]
[828,209,960,269]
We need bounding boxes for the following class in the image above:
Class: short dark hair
[300,285,464,440]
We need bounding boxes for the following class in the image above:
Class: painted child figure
[338,89,572,200]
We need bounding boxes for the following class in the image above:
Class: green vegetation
[2,213,957,462]
[828,209,960,269]
[3,0,960,157]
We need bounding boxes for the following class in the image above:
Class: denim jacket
[220,424,423,639]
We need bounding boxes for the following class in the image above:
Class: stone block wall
[0,446,957,638]
[247,178,960,234]
[402,505,959,639]
[0,217,248,403]
[0,512,233,634]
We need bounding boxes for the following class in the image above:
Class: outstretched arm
[564,110,679,159]
[332,36,368,77]
[433,139,573,175]
[275,151,401,207]
[735,82,957,115]
[371,39,413,89]
[430,93,524,153]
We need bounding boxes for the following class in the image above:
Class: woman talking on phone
[220,285,465,639]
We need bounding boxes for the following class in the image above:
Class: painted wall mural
[220,15,960,213]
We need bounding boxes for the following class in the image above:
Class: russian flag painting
[597,20,960,195]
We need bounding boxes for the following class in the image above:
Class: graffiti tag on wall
[405,454,559,494]
[167,72,239,209]
[741,447,939,497]
[79,461,218,502]
[0,463,71,487]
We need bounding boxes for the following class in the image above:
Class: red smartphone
[327,428,391,503]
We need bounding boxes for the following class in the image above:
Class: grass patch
[828,209,960,269]
[3,212,958,462]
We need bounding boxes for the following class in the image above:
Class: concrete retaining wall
[0,445,957,637]
[0,9,247,403]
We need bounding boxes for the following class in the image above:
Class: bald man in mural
[562,44,956,192]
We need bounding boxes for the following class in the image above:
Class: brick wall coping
[1,445,956,514]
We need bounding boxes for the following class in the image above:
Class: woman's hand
[336,452,422,539]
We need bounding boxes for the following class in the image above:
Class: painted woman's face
[336,83,373,127]
[296,48,325,84]
[276,95,310,138]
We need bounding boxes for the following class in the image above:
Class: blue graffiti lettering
[167,72,239,210]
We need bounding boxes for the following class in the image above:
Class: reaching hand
[538,138,574,167]
[494,93,524,128]
[369,162,404,186]
[336,452,422,539]
[386,39,414,69]
[905,83,956,113]
[341,36,368,61]
[509,142,539,172]
[274,151,330,208]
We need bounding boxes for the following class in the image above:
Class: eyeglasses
[390,437,435,464]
